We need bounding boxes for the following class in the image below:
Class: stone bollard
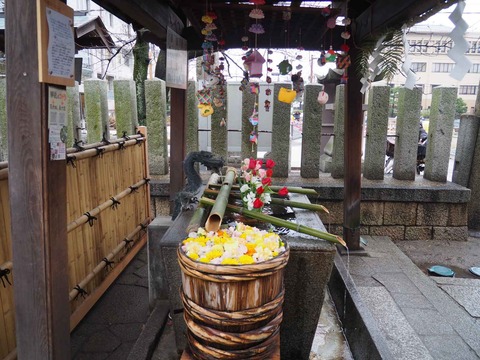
[153,193,336,359]
[331,84,345,179]
[186,80,199,156]
[393,87,422,180]
[301,84,323,178]
[66,82,81,147]
[424,87,456,182]
[467,84,480,230]
[210,86,228,161]
[271,83,292,177]
[0,78,6,161]
[145,79,169,175]
[84,79,109,144]
[241,84,257,160]
[363,84,390,180]
[114,80,138,137]
[453,115,479,187]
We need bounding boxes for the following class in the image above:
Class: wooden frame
[36,0,75,86]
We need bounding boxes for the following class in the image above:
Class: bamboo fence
[0,128,151,358]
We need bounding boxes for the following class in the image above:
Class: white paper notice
[46,7,75,79]
[48,86,68,160]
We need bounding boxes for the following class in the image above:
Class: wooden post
[343,46,363,250]
[6,0,70,358]
[170,88,187,211]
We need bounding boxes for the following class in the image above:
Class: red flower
[278,186,288,196]
[253,198,264,208]
[248,158,256,169]
[262,177,271,186]
[266,159,276,169]
[266,169,273,177]
[256,186,265,195]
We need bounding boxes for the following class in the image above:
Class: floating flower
[249,23,265,34]
[249,8,265,19]
[181,223,286,264]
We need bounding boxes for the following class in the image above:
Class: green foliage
[455,97,467,118]
[133,30,150,126]
[357,30,404,82]
[421,108,430,119]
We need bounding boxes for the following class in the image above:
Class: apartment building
[390,23,480,113]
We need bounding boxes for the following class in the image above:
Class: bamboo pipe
[67,178,148,233]
[66,137,145,162]
[186,173,221,233]
[200,197,346,247]
[204,168,237,232]
[203,188,330,214]
[209,183,318,196]
[69,220,149,301]
[66,134,143,154]
[0,167,7,180]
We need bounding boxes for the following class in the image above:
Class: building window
[459,85,477,95]
[470,64,480,73]
[73,0,90,11]
[432,63,454,72]
[411,62,426,72]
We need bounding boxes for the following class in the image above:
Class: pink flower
[266,159,276,169]
[244,173,251,182]
[255,160,263,170]
[278,187,288,196]
[253,198,264,209]
[258,168,266,178]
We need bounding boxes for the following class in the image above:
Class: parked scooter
[385,122,428,174]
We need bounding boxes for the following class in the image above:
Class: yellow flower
[239,255,254,264]
[199,257,209,263]
[221,258,239,265]
[187,252,199,260]
[205,249,223,261]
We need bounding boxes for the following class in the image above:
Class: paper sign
[48,86,68,160]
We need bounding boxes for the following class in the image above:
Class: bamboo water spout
[204,167,237,232]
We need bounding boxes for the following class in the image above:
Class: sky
[421,0,480,31]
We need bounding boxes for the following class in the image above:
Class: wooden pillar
[6,0,70,358]
[170,88,186,210]
[343,46,363,250]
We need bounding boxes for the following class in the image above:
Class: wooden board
[180,339,280,360]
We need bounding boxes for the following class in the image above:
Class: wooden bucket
[178,245,289,360]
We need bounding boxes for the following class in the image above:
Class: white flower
[240,184,250,193]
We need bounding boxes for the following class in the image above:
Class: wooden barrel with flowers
[178,223,289,359]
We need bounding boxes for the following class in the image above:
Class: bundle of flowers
[181,222,286,265]
[239,158,288,211]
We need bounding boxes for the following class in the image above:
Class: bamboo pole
[68,220,149,302]
[199,197,346,247]
[66,134,143,154]
[209,183,318,196]
[67,178,149,233]
[203,188,330,214]
[0,161,7,169]
[186,173,221,233]
[204,168,237,232]
[66,137,145,162]
[3,349,17,360]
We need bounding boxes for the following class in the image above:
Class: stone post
[363,84,390,180]
[145,79,169,175]
[84,79,109,144]
[423,87,456,182]
[453,114,479,187]
[392,87,422,180]
[301,84,323,178]
[186,80,199,156]
[271,83,291,177]
[210,87,228,161]
[241,84,257,160]
[66,82,81,148]
[113,80,138,137]
[331,85,345,179]
[467,83,480,229]
[0,78,6,161]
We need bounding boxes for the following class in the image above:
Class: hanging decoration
[264,48,273,111]
[249,85,260,151]
[317,90,329,105]
[401,27,417,89]
[447,0,471,81]
[277,59,293,75]
[243,49,266,78]
[360,35,386,93]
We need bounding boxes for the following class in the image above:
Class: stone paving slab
[342,236,480,359]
